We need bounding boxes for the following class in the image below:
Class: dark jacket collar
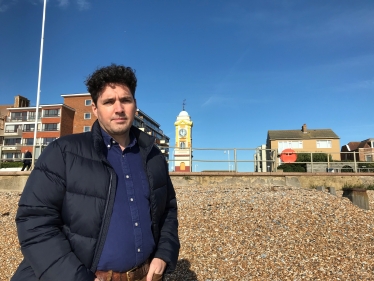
[91,120,156,161]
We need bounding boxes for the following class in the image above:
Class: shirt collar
[101,128,137,149]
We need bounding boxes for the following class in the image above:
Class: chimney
[302,124,307,133]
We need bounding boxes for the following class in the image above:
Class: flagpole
[31,0,47,169]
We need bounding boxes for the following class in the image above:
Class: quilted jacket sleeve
[15,141,96,281]
[153,158,180,274]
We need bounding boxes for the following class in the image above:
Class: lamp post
[31,0,47,170]
[194,164,198,172]
[224,150,230,172]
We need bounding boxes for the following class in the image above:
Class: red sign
[280,148,297,163]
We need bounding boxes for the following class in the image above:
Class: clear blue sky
[1,0,373,171]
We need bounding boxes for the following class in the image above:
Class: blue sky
[1,0,373,171]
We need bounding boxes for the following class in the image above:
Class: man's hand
[146,258,166,281]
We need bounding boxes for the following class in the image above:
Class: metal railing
[1,145,373,173]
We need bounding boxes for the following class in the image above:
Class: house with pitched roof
[341,139,374,162]
[266,124,341,168]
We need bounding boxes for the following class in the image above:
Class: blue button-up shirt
[97,129,155,272]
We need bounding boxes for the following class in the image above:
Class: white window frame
[83,126,91,132]
[316,140,332,148]
[278,141,303,153]
[84,113,91,119]
[85,99,92,106]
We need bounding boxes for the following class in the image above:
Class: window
[278,141,303,152]
[85,100,92,106]
[10,112,27,121]
[24,138,34,145]
[366,155,373,162]
[83,126,91,132]
[23,124,35,132]
[42,137,56,145]
[180,142,185,148]
[44,109,60,117]
[3,152,20,159]
[28,111,41,121]
[4,138,21,145]
[84,113,91,119]
[42,123,58,131]
[5,124,21,133]
[316,140,332,148]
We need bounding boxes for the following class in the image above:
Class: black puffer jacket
[11,120,179,281]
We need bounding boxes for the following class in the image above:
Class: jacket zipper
[90,171,113,272]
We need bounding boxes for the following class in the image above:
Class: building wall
[270,139,341,160]
[60,106,75,136]
[63,95,94,133]
[359,148,374,162]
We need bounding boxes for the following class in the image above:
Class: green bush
[0,161,23,168]
[341,165,354,173]
[358,163,374,173]
[296,153,332,162]
[277,163,306,172]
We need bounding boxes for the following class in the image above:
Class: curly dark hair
[85,64,137,104]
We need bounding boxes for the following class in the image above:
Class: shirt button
[126,175,129,178]
[112,140,116,144]
[107,144,110,148]
[137,248,141,252]
[130,198,134,201]
[135,222,138,226]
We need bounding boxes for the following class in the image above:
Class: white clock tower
[174,105,193,172]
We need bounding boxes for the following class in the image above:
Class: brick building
[2,104,74,160]
[341,138,374,162]
[62,93,94,133]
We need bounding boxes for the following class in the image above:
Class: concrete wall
[1,171,374,192]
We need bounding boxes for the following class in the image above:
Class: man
[21,150,32,171]
[11,64,180,281]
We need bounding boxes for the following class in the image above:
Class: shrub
[277,163,306,172]
[341,165,354,173]
[0,161,23,168]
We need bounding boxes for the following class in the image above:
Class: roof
[61,93,90,97]
[178,110,189,117]
[346,142,361,150]
[268,129,339,140]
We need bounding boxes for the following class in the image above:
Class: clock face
[179,128,187,137]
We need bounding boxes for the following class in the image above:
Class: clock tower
[174,107,193,172]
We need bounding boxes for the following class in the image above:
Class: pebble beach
[1,185,373,281]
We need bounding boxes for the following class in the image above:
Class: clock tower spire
[174,102,193,172]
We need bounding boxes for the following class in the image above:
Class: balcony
[6,116,41,122]
[43,114,60,118]
[4,128,22,136]
[2,144,22,151]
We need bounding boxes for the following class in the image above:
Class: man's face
[92,84,136,138]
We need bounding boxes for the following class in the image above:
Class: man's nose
[114,101,124,112]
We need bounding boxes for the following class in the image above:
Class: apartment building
[2,104,74,160]
[62,93,95,133]
[266,124,341,169]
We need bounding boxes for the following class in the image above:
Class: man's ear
[92,101,98,118]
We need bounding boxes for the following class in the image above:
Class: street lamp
[224,150,230,172]
[194,164,198,172]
